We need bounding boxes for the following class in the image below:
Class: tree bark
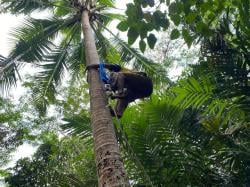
[81,10,130,187]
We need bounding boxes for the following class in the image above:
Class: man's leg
[114,99,129,118]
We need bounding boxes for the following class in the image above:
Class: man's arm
[86,63,121,72]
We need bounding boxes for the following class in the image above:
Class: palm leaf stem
[4,0,75,11]
[13,64,21,80]
[98,12,126,21]
[97,20,156,72]
[42,24,79,97]
[0,61,15,75]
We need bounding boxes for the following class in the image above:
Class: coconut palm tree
[0,0,161,186]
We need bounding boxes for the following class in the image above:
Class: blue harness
[99,63,110,84]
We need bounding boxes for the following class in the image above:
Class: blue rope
[99,63,109,84]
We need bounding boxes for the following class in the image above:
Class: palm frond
[9,15,80,63]
[61,115,92,139]
[0,55,17,94]
[92,26,121,64]
[172,76,215,109]
[100,12,125,21]
[93,12,125,31]
[54,0,78,17]
[113,38,170,84]
[172,75,249,128]
[32,46,78,115]
[29,23,79,115]
[60,23,85,77]
[97,0,115,8]
[118,97,221,186]
[1,0,54,14]
[66,42,86,78]
[93,23,170,84]
[120,94,250,186]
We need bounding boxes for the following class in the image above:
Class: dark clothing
[109,72,153,101]
[123,72,153,101]
[108,71,153,118]
[86,63,153,118]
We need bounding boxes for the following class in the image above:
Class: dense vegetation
[0,0,249,186]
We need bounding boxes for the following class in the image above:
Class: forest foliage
[0,0,249,186]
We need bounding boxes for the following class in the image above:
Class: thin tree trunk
[81,10,130,187]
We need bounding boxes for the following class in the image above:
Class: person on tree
[87,63,153,118]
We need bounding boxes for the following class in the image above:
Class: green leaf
[1,0,51,14]
[0,169,9,177]
[146,23,155,31]
[147,34,157,49]
[170,29,180,40]
[139,23,148,39]
[186,12,197,24]
[176,1,184,13]
[99,0,115,7]
[9,17,75,63]
[160,18,170,30]
[103,13,125,21]
[55,7,70,17]
[126,3,143,22]
[188,0,196,5]
[182,29,193,47]
[196,21,207,33]
[200,2,211,13]
[139,40,146,53]
[117,21,128,31]
[127,27,139,45]
[152,10,169,30]
[106,48,121,63]
[125,3,137,16]
[170,14,181,26]
[195,21,212,36]
[169,2,182,15]
[153,11,164,30]
[54,0,71,17]
[169,2,178,15]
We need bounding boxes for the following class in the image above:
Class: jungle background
[0,0,249,186]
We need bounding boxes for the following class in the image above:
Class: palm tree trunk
[81,10,130,187]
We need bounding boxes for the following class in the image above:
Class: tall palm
[81,3,130,186]
[0,0,161,186]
